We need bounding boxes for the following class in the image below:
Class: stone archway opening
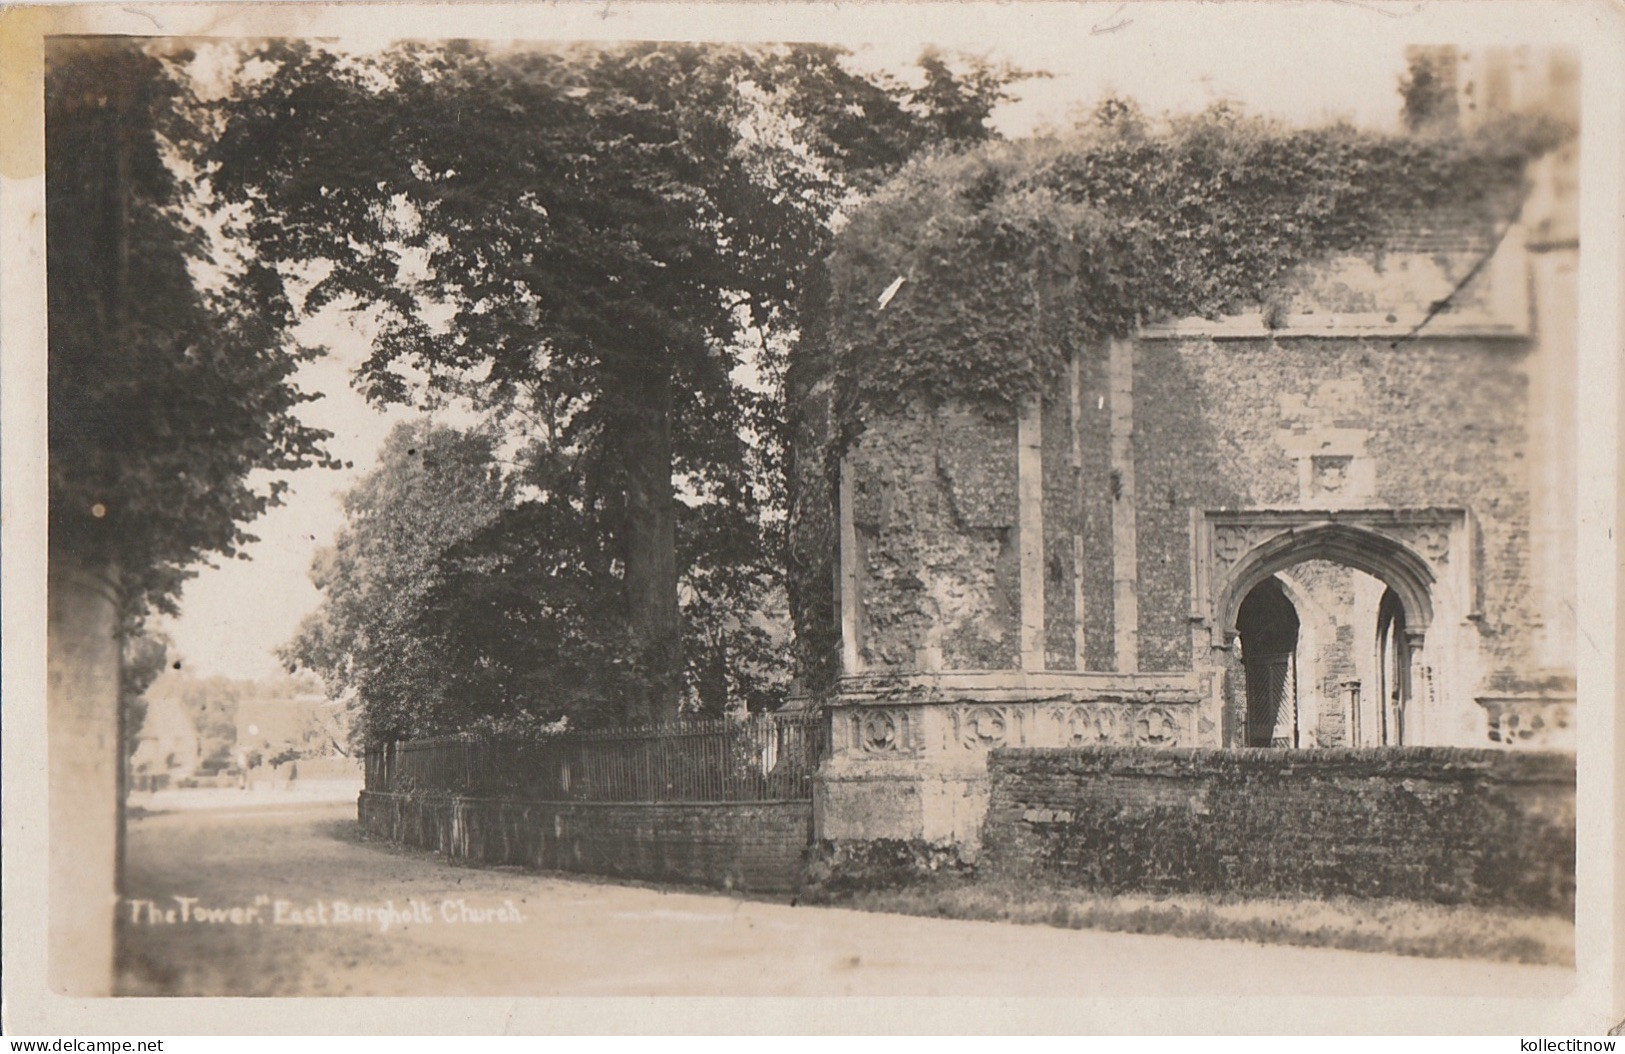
[1215,522,1436,643]
[1211,521,1445,748]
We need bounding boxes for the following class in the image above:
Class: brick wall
[980,746,1574,912]
[357,792,812,894]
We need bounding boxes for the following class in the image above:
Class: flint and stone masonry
[813,54,1578,852]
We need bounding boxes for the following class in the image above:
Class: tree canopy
[46,40,340,620]
[281,420,513,740]
[207,40,1018,728]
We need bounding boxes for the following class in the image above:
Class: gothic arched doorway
[1236,577,1301,748]
[1210,518,1447,748]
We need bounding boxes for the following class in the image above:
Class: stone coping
[835,670,1203,703]
[986,744,1577,780]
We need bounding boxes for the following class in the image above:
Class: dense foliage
[282,422,509,740]
[284,414,782,738]
[119,630,171,756]
[822,100,1564,433]
[46,41,339,620]
[208,41,1016,728]
[289,413,805,736]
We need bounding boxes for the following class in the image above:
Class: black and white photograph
[3,0,1622,1037]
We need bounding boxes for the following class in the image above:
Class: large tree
[208,41,1016,725]
[283,420,510,740]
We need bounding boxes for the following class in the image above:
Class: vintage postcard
[3,0,1622,1036]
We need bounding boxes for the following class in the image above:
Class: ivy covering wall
[788,103,1566,693]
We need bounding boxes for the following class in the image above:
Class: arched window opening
[1374,587,1411,746]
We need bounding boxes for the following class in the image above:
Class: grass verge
[827,874,1574,966]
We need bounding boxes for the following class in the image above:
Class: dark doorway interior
[1237,576,1301,748]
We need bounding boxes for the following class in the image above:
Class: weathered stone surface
[849,403,1020,672]
[1042,387,1080,668]
[815,765,987,846]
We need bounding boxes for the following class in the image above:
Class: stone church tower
[799,46,1579,847]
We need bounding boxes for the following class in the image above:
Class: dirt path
[117,799,1576,998]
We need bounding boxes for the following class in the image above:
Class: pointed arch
[1216,522,1436,645]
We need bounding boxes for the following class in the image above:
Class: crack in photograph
[16,0,1608,1030]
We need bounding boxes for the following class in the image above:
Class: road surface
[117,797,1575,998]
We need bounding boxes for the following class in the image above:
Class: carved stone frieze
[1209,515,1458,571]
[832,696,1202,762]
[1133,706,1184,746]
[1054,703,1122,746]
[1212,524,1281,567]
[1047,702,1191,747]
[955,705,1015,750]
[1384,523,1452,563]
[853,708,915,755]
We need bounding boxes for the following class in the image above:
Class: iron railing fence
[364,711,829,803]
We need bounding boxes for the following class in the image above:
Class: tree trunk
[47,551,123,995]
[39,73,134,997]
[784,263,842,698]
[619,363,683,725]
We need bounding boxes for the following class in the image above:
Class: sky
[159,309,415,680]
[155,6,1439,679]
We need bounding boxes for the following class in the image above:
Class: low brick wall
[981,747,1575,913]
[357,791,812,893]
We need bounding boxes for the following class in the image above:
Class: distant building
[234,693,357,787]
[128,693,201,785]
[234,695,324,758]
